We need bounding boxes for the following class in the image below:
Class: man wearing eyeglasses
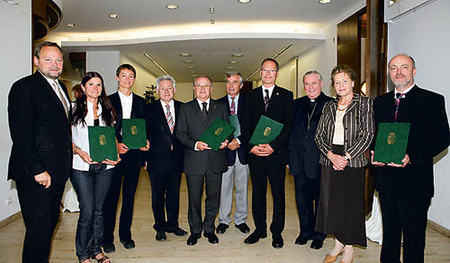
[241,58,293,248]
[176,76,229,246]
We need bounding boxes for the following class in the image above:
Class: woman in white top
[314,65,374,263]
[71,72,120,263]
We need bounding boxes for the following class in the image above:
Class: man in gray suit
[176,76,229,246]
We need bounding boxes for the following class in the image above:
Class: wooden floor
[1,170,450,263]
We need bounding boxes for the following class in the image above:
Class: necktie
[230,97,236,116]
[264,89,270,112]
[165,104,174,133]
[52,80,69,117]
[202,102,208,121]
[394,92,404,122]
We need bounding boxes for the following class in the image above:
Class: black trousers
[149,169,182,232]
[379,190,431,263]
[16,177,65,263]
[103,157,141,244]
[186,171,222,235]
[248,157,286,236]
[293,174,325,241]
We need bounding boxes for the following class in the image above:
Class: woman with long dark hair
[71,71,120,263]
[315,65,374,263]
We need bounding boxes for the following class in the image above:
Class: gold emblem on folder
[387,132,396,145]
[215,127,223,136]
[263,127,272,137]
[131,125,138,135]
[99,134,107,145]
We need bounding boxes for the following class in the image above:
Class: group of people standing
[7,41,450,263]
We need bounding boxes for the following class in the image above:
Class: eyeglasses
[261,68,278,74]
[195,84,211,89]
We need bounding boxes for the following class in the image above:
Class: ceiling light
[183,60,194,64]
[179,53,192,57]
[228,61,240,64]
[67,23,76,28]
[238,0,251,3]
[318,0,332,4]
[189,71,196,74]
[109,13,120,19]
[231,53,244,58]
[226,66,235,69]
[166,4,179,10]
[3,0,18,4]
[186,65,195,69]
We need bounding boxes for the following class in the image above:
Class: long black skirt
[315,165,367,247]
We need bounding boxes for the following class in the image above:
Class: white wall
[0,0,32,221]
[86,51,120,95]
[387,0,450,229]
[120,55,157,99]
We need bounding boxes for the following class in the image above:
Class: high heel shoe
[323,247,344,263]
[339,257,353,263]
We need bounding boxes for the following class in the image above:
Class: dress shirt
[394,83,414,98]
[228,94,240,115]
[160,99,175,123]
[261,85,275,99]
[72,101,113,171]
[41,72,70,109]
[332,109,346,145]
[118,90,133,119]
[196,98,211,111]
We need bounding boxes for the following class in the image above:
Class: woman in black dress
[314,65,374,263]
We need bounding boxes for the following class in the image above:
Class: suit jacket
[145,99,184,175]
[241,85,294,165]
[374,85,450,198]
[108,91,147,166]
[288,92,332,178]
[8,71,72,184]
[176,99,228,175]
[218,95,247,166]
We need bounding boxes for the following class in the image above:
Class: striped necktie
[264,89,270,112]
[230,97,236,116]
[52,80,69,117]
[165,104,174,133]
[394,92,404,122]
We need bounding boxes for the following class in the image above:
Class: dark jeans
[71,165,113,261]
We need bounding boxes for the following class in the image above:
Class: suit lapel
[35,72,68,120]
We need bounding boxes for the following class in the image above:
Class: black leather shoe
[216,223,229,234]
[294,235,309,245]
[155,231,167,241]
[235,223,250,234]
[120,239,135,249]
[167,227,188,236]
[310,239,323,250]
[272,234,284,249]
[102,243,115,253]
[204,232,219,244]
[244,231,267,244]
[186,233,201,246]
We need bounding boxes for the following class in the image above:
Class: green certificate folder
[122,119,147,149]
[198,117,235,151]
[229,115,241,137]
[249,115,284,145]
[373,122,410,165]
[88,126,118,162]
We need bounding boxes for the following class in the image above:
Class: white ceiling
[53,0,363,82]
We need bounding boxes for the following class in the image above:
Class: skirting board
[428,220,450,238]
[0,211,21,229]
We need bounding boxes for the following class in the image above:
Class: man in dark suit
[145,75,187,241]
[289,70,331,250]
[176,76,229,246]
[372,54,450,263]
[103,64,149,252]
[8,41,72,263]
[241,58,293,248]
[216,72,250,235]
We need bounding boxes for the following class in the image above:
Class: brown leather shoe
[323,248,344,263]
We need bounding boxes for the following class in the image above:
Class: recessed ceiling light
[186,66,195,69]
[109,13,120,19]
[191,74,198,77]
[166,4,179,10]
[67,23,76,28]
[226,66,235,69]
[238,0,251,3]
[231,53,244,58]
[228,61,239,64]
[183,60,194,64]
[189,71,196,74]
[179,53,192,57]
[318,0,332,4]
